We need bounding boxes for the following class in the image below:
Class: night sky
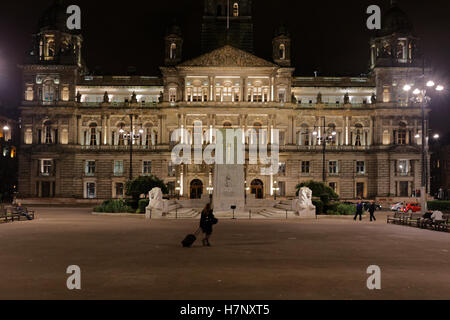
[0,0,449,134]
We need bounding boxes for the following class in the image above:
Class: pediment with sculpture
[179,45,277,68]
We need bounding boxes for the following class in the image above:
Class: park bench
[0,208,8,223]
[7,208,22,222]
[387,212,403,224]
[431,214,449,232]
[407,213,422,227]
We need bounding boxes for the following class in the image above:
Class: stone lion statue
[298,187,315,210]
[148,187,164,211]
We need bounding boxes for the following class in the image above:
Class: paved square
[0,208,449,300]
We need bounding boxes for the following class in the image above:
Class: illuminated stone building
[18,1,429,201]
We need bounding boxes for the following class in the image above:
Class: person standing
[369,201,377,222]
[200,203,217,247]
[354,202,363,221]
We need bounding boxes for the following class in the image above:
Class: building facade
[18,1,430,201]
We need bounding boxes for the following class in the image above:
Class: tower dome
[378,1,413,37]
[38,0,79,34]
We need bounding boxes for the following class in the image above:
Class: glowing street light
[413,88,421,95]
[2,125,10,131]
[436,85,444,91]
[433,134,440,140]
[426,80,435,87]
[403,84,411,92]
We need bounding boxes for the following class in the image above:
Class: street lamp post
[313,117,337,183]
[121,115,143,181]
[403,77,444,212]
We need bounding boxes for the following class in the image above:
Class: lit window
[41,159,53,176]
[233,3,239,16]
[398,160,409,176]
[25,87,34,101]
[279,44,286,60]
[170,43,177,59]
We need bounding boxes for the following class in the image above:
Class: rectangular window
[114,160,124,176]
[398,160,409,176]
[329,182,337,193]
[397,130,407,145]
[40,159,53,176]
[329,161,338,174]
[115,183,124,198]
[86,182,96,199]
[356,161,365,174]
[143,161,152,175]
[85,160,96,176]
[301,161,310,174]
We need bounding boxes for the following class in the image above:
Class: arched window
[279,44,286,60]
[328,123,337,146]
[397,122,407,145]
[43,81,55,102]
[170,43,177,59]
[223,122,232,128]
[382,130,390,145]
[44,121,53,144]
[300,124,310,146]
[89,123,98,146]
[355,124,363,146]
[233,3,239,16]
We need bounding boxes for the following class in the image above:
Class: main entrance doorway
[190,179,203,199]
[251,179,264,199]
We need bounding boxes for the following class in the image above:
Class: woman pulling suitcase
[199,203,218,247]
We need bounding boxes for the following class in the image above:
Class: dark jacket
[200,209,215,234]
[369,203,376,214]
[356,203,363,215]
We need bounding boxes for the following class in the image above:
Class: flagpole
[227,0,230,30]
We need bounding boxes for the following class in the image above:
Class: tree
[296,180,339,204]
[125,176,168,203]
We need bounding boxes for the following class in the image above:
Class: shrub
[427,201,450,212]
[296,181,339,204]
[312,199,324,214]
[137,199,150,214]
[336,203,356,215]
[126,175,169,203]
[324,203,356,216]
[94,199,134,213]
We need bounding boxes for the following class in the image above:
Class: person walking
[199,203,217,247]
[354,202,363,221]
[369,201,377,222]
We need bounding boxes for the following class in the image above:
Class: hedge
[137,199,150,214]
[312,200,324,214]
[427,201,450,212]
[94,200,135,213]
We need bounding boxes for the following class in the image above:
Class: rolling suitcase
[182,228,201,248]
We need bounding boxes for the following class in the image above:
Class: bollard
[286,210,288,220]
[176,207,178,219]
[249,210,251,220]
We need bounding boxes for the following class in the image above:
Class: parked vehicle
[391,202,404,211]
[401,203,421,213]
